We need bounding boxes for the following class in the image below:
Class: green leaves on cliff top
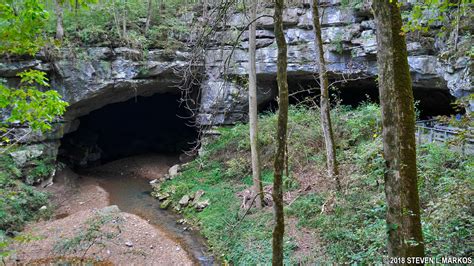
[402,0,473,33]
[0,0,49,55]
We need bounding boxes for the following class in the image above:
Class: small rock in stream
[160,199,172,209]
[156,192,170,201]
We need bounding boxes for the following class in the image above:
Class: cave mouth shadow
[59,93,198,168]
[261,77,459,120]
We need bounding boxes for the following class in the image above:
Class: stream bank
[7,154,212,265]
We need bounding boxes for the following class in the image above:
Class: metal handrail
[415,121,474,154]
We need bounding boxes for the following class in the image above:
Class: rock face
[0,2,472,169]
[198,3,472,124]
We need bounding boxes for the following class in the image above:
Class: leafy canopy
[0,0,49,55]
[403,0,473,33]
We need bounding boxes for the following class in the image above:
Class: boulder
[9,145,45,167]
[179,195,190,206]
[98,205,121,215]
[192,190,205,205]
[168,164,181,178]
[195,199,210,211]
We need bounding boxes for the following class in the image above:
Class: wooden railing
[415,120,474,155]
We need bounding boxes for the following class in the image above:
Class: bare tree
[54,0,64,40]
[122,0,128,40]
[248,0,263,208]
[144,0,153,33]
[311,0,340,190]
[272,0,288,264]
[203,0,208,21]
[74,0,78,14]
[372,0,425,258]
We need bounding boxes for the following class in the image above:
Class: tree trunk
[144,0,153,33]
[272,0,288,264]
[54,0,64,41]
[248,0,263,209]
[311,0,340,190]
[112,0,122,39]
[122,0,128,40]
[202,0,208,21]
[372,0,425,258]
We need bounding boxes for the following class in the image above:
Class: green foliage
[49,0,191,49]
[0,157,50,235]
[0,149,56,254]
[403,0,473,34]
[24,156,56,185]
[0,0,49,55]
[340,0,364,9]
[0,0,68,142]
[330,32,345,54]
[0,70,68,135]
[61,0,98,9]
[53,213,122,255]
[158,103,472,263]
[157,104,378,263]
[285,193,324,227]
[417,143,473,257]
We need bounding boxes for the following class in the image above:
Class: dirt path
[7,155,194,265]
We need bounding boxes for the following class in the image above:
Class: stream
[80,155,214,265]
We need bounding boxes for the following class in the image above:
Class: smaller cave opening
[412,88,460,119]
[59,93,198,168]
[260,77,459,120]
[284,77,380,108]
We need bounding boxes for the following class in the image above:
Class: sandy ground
[6,157,193,265]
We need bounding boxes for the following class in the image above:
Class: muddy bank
[7,154,212,265]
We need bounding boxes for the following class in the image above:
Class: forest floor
[6,157,193,265]
[151,104,472,264]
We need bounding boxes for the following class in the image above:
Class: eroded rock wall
[198,1,472,124]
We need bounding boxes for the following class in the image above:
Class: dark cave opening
[59,93,198,168]
[260,78,459,119]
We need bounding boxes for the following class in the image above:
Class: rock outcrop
[197,2,472,124]
[1,48,193,121]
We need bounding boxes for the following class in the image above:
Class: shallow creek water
[80,156,214,265]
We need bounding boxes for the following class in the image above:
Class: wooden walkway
[415,120,474,155]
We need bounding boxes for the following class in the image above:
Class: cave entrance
[59,93,198,168]
[262,77,459,119]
